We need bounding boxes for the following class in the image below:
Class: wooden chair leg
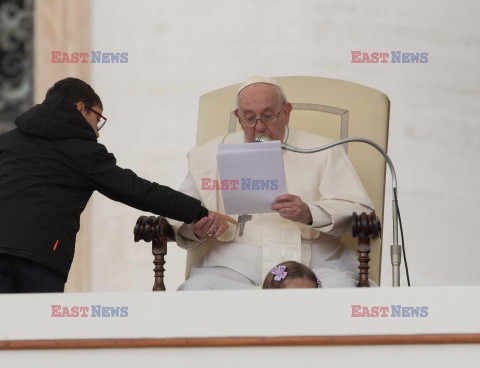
[352,212,381,287]
[152,237,167,291]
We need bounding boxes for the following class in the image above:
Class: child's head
[262,261,321,289]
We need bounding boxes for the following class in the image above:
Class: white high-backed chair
[135,76,390,289]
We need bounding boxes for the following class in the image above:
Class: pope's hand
[192,211,238,240]
[272,194,313,225]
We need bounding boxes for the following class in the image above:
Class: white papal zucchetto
[236,76,282,95]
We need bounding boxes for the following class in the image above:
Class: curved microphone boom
[254,134,405,287]
[255,135,397,189]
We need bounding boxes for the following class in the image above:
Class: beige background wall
[34,0,91,292]
[80,0,480,290]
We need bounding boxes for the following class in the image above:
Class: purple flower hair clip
[271,265,287,281]
[316,277,322,288]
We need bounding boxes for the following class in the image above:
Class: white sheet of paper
[217,141,288,215]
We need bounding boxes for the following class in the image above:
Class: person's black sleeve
[82,144,208,224]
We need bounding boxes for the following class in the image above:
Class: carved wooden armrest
[134,216,176,291]
[352,212,381,288]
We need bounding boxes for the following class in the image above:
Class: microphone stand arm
[278,137,401,287]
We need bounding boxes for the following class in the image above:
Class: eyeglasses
[86,106,107,130]
[238,103,285,128]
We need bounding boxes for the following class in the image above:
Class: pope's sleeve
[310,145,374,237]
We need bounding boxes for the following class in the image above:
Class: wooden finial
[352,212,381,287]
[134,216,175,291]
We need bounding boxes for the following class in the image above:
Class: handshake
[193,211,238,240]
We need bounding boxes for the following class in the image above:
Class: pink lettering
[211,179,220,190]
[70,52,79,63]
[351,305,362,317]
[221,179,229,190]
[361,53,371,63]
[351,51,362,63]
[361,306,371,317]
[61,52,71,63]
[201,178,211,190]
[51,51,61,63]
[380,53,389,63]
[230,180,239,190]
[61,306,71,317]
[70,306,79,317]
[379,306,389,317]
[79,306,89,317]
[51,305,62,317]
[80,52,89,63]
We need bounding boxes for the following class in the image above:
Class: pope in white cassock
[171,76,374,290]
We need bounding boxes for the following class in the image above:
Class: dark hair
[46,77,103,109]
[262,261,319,289]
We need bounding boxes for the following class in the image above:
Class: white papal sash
[231,213,311,280]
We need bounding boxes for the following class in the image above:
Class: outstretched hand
[192,211,238,240]
[272,194,313,224]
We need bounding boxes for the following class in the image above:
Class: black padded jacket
[0,95,208,279]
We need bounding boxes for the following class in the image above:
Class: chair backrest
[186,76,390,286]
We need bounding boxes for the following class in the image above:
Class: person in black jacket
[0,77,231,293]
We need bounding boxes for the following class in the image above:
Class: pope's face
[235,83,292,143]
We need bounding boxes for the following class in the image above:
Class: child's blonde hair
[262,261,320,289]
